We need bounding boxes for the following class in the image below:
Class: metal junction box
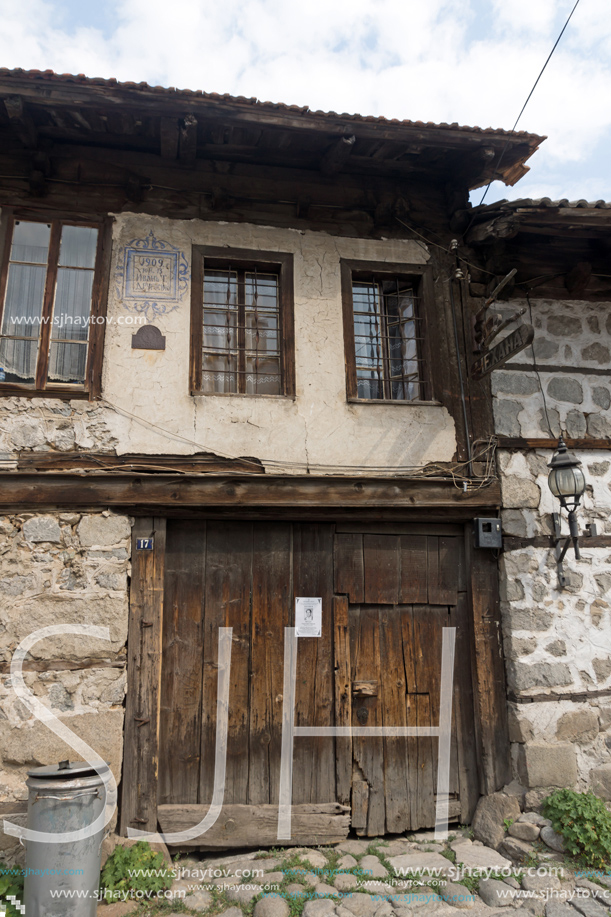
[474,517,503,549]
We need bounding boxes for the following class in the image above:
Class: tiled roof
[0,68,544,141]
[482,197,611,211]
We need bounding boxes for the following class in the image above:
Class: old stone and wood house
[0,68,609,863]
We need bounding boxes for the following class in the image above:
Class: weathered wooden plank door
[334,526,480,834]
[151,519,485,843]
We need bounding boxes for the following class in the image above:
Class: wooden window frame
[190,245,295,398]
[0,208,113,400]
[340,259,436,405]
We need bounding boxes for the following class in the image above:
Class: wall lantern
[548,436,586,588]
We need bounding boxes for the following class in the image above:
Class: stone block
[504,608,553,632]
[587,414,611,438]
[77,514,131,547]
[546,640,567,657]
[516,743,577,789]
[582,343,610,364]
[565,410,587,439]
[508,661,573,692]
[508,821,539,842]
[533,337,559,360]
[508,709,534,743]
[506,636,538,658]
[501,509,529,538]
[539,826,565,853]
[592,387,611,410]
[498,836,535,863]
[471,793,521,850]
[0,709,124,779]
[555,709,598,744]
[501,476,541,509]
[547,315,581,337]
[0,593,128,660]
[590,764,611,799]
[524,787,557,812]
[22,516,62,543]
[494,400,522,437]
[547,377,583,404]
[492,373,539,396]
[592,657,611,684]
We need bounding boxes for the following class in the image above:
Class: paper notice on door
[295,597,322,637]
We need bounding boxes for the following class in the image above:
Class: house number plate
[136,538,154,550]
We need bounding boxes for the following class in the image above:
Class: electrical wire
[99,396,497,486]
[476,0,581,210]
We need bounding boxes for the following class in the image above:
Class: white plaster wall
[100,215,457,470]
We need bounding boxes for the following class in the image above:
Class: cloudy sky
[1,0,609,204]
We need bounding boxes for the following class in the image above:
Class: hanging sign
[295,597,322,637]
[471,323,534,380]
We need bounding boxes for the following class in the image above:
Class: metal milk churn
[24,760,109,917]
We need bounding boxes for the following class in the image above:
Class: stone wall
[0,210,457,471]
[493,296,611,793]
[0,512,130,865]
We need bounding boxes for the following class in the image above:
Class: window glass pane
[202,352,237,393]
[1,264,46,337]
[245,356,281,395]
[245,273,278,308]
[0,337,37,383]
[203,270,237,305]
[10,221,51,264]
[52,268,94,342]
[352,282,380,313]
[203,310,237,350]
[356,370,383,399]
[245,313,278,352]
[47,341,88,384]
[59,225,98,268]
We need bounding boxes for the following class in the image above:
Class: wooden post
[120,517,166,836]
[465,531,511,794]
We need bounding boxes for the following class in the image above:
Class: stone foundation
[0,511,131,864]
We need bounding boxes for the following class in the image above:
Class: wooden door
[149,520,485,844]
[334,526,480,834]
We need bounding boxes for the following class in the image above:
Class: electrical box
[474,517,502,549]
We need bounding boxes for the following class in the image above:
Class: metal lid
[27,760,110,779]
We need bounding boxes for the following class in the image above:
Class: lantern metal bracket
[552,511,581,590]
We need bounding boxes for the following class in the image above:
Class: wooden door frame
[120,514,510,836]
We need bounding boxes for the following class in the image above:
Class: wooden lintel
[320,134,355,176]
[16,451,264,474]
[504,534,611,551]
[157,802,350,848]
[497,436,611,451]
[0,472,501,511]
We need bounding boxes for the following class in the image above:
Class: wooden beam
[179,114,198,162]
[157,802,350,847]
[466,532,511,794]
[320,134,355,176]
[0,473,501,511]
[160,116,179,160]
[504,534,611,551]
[16,451,264,474]
[120,517,166,836]
[4,95,37,148]
[565,261,592,296]
[497,436,611,450]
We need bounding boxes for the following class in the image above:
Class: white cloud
[0,0,608,199]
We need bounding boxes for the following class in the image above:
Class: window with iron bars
[190,248,295,397]
[342,263,431,403]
